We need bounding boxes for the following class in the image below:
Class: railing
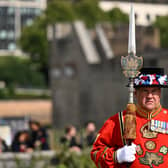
[0,150,55,168]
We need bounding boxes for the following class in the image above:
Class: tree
[19,17,47,65]
[19,0,76,84]
[74,0,107,28]
[19,16,49,83]
[45,0,76,23]
[153,15,168,48]
[0,56,45,88]
[107,7,129,24]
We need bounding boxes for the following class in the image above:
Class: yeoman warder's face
[135,87,161,112]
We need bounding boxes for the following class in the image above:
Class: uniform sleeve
[90,115,122,168]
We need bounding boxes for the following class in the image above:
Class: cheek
[154,96,160,103]
[136,94,146,105]
[141,97,146,104]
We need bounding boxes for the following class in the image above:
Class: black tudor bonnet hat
[134,67,168,88]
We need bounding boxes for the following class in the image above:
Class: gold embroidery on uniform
[95,134,100,142]
[141,122,158,139]
[98,147,108,168]
[93,151,98,161]
[139,151,163,168]
[113,151,117,163]
[136,144,143,155]
[136,104,162,119]
[118,111,126,145]
[163,110,167,114]
[145,141,156,150]
[159,146,168,155]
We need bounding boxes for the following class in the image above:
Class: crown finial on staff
[121,4,142,79]
[128,5,136,55]
[121,4,143,102]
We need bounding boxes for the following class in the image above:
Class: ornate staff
[121,5,143,143]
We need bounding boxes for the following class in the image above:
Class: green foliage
[74,0,107,28]
[107,7,129,24]
[12,92,50,100]
[19,0,76,73]
[51,147,96,168]
[153,15,168,48]
[19,17,48,67]
[46,0,76,23]
[0,56,46,88]
[49,128,96,168]
[0,88,10,99]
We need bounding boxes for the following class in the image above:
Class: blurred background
[0,0,167,167]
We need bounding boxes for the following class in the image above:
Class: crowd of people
[59,121,97,153]
[0,120,50,153]
[0,120,97,153]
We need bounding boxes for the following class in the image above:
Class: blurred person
[60,124,82,153]
[83,121,97,147]
[11,130,33,152]
[29,120,50,150]
[0,137,8,152]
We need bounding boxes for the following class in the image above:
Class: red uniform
[91,105,168,168]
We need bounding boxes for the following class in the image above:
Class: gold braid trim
[118,111,126,145]
[98,147,108,168]
[93,151,98,162]
[136,104,162,119]
[112,151,118,163]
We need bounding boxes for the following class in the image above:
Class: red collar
[136,104,162,119]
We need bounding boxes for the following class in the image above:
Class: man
[60,124,82,153]
[91,67,168,168]
[81,121,97,147]
[29,120,50,150]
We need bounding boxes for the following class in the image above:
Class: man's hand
[116,143,136,163]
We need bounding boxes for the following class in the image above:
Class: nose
[146,92,153,98]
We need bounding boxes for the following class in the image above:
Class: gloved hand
[116,143,136,163]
